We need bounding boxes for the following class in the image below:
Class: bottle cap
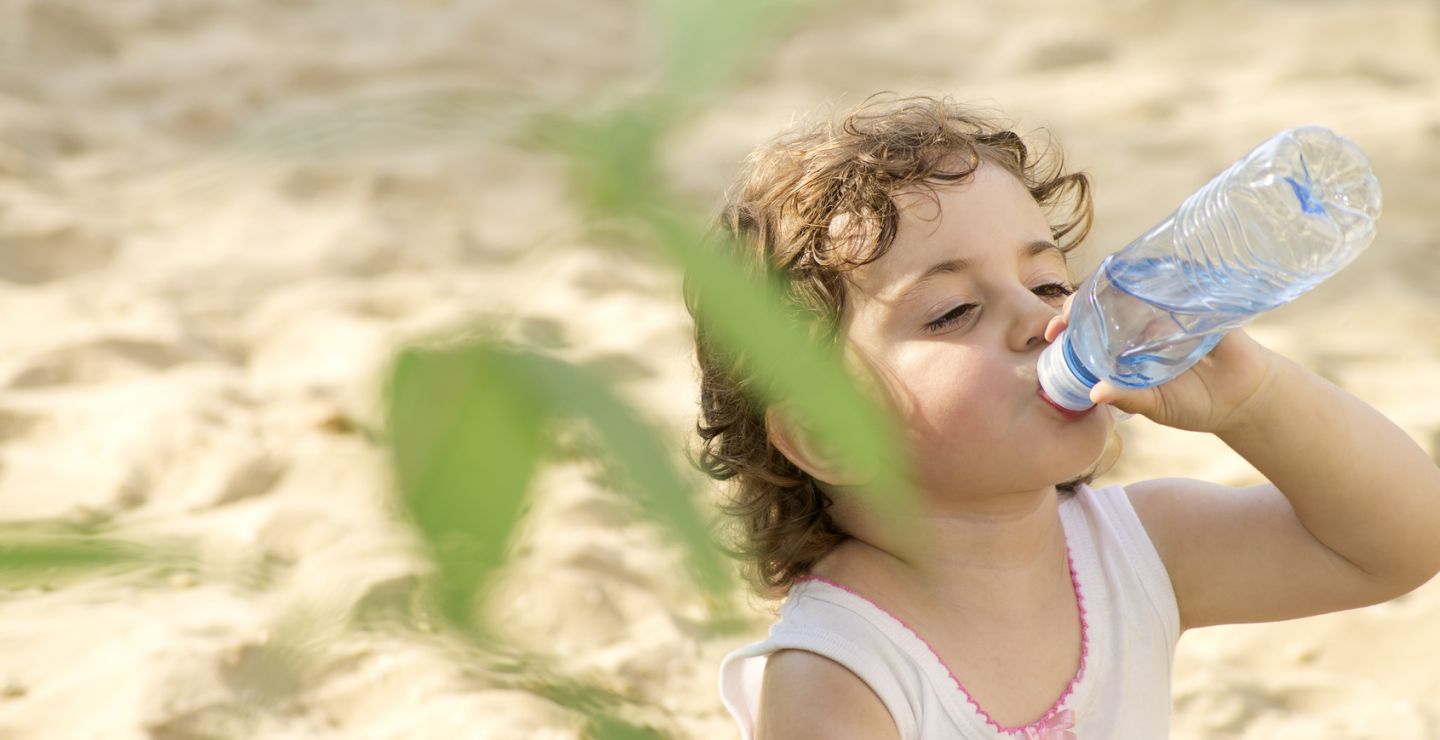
[1038,334,1098,411]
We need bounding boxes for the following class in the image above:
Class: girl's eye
[1035,283,1075,300]
[923,304,975,334]
[922,285,1073,334]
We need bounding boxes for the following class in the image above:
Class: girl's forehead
[849,163,1055,297]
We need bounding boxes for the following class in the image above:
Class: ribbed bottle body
[1039,127,1382,411]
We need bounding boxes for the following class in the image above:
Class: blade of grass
[0,537,156,578]
[387,345,546,634]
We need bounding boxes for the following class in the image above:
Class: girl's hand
[1043,295,1278,434]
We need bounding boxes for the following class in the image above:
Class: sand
[1,0,1438,737]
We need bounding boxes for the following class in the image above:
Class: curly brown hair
[684,94,1099,600]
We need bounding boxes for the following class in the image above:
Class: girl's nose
[1007,287,1058,353]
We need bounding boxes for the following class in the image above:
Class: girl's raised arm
[1102,329,1440,630]
[1042,305,1440,627]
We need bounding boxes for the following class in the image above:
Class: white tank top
[718,483,1180,739]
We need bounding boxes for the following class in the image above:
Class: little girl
[686,95,1440,738]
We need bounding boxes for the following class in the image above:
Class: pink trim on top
[795,546,1089,738]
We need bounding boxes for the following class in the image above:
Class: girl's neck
[813,485,1071,616]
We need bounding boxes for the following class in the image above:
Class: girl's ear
[764,406,866,486]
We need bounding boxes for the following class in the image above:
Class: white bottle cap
[1037,335,1098,411]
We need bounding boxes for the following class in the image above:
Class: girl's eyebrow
[890,240,1062,305]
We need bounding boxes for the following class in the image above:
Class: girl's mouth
[1038,385,1095,421]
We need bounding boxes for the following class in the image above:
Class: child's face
[839,160,1113,502]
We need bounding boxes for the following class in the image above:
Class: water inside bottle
[1067,256,1306,388]
[1103,255,1301,314]
[1068,286,1225,389]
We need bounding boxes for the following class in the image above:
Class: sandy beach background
[1,0,1438,737]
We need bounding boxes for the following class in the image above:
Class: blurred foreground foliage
[0,0,919,736]
[385,1,917,734]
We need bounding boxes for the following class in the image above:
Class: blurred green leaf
[585,715,667,740]
[0,537,148,573]
[555,110,915,529]
[512,351,730,599]
[387,345,546,634]
[388,342,732,620]
[387,337,732,635]
[519,669,667,739]
[557,113,921,531]
[550,23,920,534]
[559,108,665,220]
[657,213,921,530]
[552,0,828,219]
[650,0,824,107]
[0,535,185,589]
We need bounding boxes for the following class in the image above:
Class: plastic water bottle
[1038,126,1382,412]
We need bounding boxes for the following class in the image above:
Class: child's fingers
[1044,294,1076,343]
[1044,315,1066,343]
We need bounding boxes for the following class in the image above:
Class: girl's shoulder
[720,572,922,739]
[754,648,901,740]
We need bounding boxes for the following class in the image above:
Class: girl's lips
[1038,385,1095,421]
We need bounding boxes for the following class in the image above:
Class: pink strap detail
[1023,708,1077,740]
[795,546,1088,737]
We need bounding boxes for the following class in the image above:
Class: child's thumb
[1090,381,1155,416]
